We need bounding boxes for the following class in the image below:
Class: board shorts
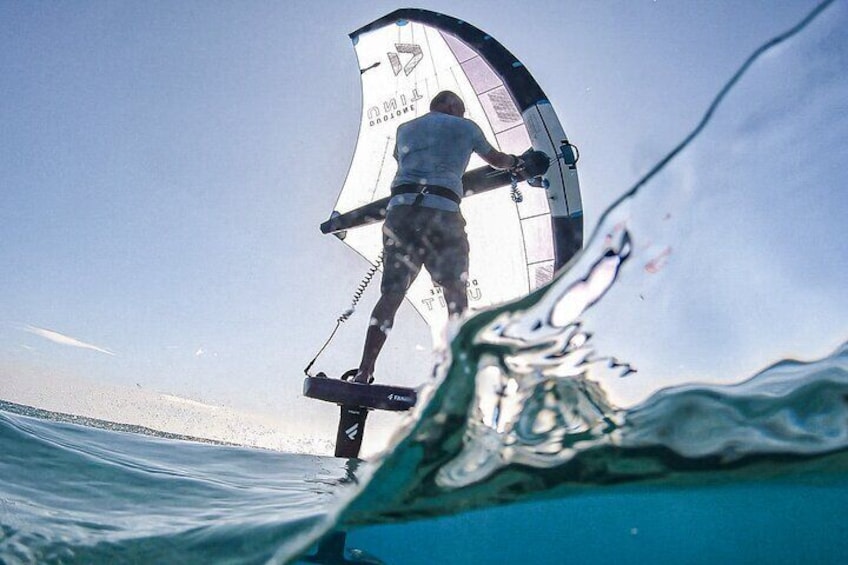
[380,204,469,294]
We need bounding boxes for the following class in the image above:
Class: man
[354,90,521,383]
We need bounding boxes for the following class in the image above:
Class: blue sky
[1,1,840,447]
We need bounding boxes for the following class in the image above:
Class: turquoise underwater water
[3,1,848,563]
[343,479,848,564]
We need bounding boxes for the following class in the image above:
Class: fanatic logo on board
[388,43,423,76]
[345,423,359,441]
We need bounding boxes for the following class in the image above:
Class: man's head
[430,91,466,117]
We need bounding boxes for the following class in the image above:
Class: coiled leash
[303,253,384,377]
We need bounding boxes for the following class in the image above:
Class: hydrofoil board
[303,373,417,458]
[303,375,417,412]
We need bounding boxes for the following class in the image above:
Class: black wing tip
[351,8,475,40]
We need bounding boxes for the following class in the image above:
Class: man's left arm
[471,123,522,170]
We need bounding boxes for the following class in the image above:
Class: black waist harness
[391,183,461,205]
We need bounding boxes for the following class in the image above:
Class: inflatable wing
[328,9,584,336]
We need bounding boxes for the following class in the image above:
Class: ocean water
[3,1,848,563]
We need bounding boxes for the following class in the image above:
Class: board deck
[303,376,417,412]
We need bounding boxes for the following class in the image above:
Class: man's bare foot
[353,370,373,384]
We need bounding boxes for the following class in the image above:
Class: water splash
[432,0,848,487]
[620,344,848,462]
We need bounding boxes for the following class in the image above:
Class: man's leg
[441,279,468,318]
[429,210,469,319]
[355,291,406,383]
